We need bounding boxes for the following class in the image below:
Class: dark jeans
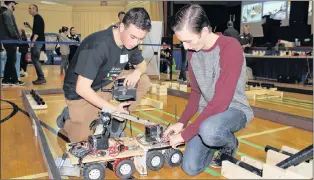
[3,44,18,83]
[20,53,27,72]
[179,47,187,81]
[31,44,45,80]
[181,107,247,176]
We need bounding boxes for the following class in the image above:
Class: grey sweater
[178,35,254,141]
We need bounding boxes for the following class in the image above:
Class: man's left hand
[123,70,141,87]
[169,133,185,149]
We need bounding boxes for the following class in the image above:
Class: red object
[178,36,245,142]
[25,53,31,62]
[112,157,130,175]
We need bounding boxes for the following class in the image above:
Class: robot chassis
[57,79,184,180]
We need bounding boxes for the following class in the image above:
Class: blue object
[0,51,21,79]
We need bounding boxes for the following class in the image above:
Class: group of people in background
[0,1,46,86]
[223,21,254,50]
[0,1,81,86]
[56,26,80,76]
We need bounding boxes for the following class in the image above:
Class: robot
[57,79,183,180]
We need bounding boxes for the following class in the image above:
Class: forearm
[134,61,147,75]
[76,86,116,111]
[32,34,38,42]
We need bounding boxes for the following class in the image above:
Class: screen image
[263,1,288,20]
[242,3,263,23]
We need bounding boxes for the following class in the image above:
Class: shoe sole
[33,82,47,85]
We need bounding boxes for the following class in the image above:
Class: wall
[14,2,72,36]
[12,1,162,39]
[72,5,124,38]
[125,1,163,21]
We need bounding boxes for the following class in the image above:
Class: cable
[130,119,133,137]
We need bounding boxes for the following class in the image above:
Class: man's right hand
[163,122,184,138]
[112,101,130,116]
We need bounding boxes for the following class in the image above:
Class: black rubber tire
[164,149,183,167]
[82,163,105,180]
[146,150,165,171]
[115,159,135,179]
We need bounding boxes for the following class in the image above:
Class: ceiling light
[40,1,61,5]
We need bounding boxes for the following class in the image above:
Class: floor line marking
[238,126,293,139]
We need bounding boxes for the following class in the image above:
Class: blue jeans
[181,107,247,176]
[31,44,45,80]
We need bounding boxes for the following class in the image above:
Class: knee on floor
[181,158,203,176]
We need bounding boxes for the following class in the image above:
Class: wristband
[101,107,112,114]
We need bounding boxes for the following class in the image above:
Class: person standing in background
[115,11,125,27]
[58,26,77,76]
[24,4,46,85]
[19,28,29,77]
[67,27,80,64]
[0,1,25,86]
[239,25,254,53]
[223,21,240,41]
[178,41,188,83]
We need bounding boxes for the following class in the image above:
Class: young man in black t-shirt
[57,8,152,142]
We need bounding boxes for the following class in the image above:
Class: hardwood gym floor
[1,65,313,179]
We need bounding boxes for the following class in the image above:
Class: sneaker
[32,79,47,85]
[209,138,239,168]
[15,81,26,86]
[1,80,12,86]
[56,107,70,129]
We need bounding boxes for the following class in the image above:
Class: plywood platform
[66,137,144,165]
[1,65,312,179]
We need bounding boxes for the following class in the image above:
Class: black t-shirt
[239,33,253,46]
[31,14,45,42]
[63,26,144,100]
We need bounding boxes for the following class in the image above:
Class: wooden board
[66,137,144,165]
[26,94,48,110]
[246,89,284,100]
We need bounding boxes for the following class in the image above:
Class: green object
[172,57,176,72]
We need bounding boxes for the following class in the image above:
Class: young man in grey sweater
[163,4,254,176]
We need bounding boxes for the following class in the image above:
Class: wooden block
[262,163,309,179]
[281,146,299,154]
[157,92,167,96]
[241,156,264,170]
[140,98,163,109]
[150,87,157,94]
[179,84,187,92]
[256,95,281,100]
[26,94,48,110]
[221,161,262,179]
[268,90,284,98]
[266,150,290,165]
[161,82,171,88]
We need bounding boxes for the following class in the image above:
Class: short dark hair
[122,7,151,31]
[30,4,38,12]
[61,26,68,32]
[118,11,125,17]
[4,1,17,5]
[170,4,211,34]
